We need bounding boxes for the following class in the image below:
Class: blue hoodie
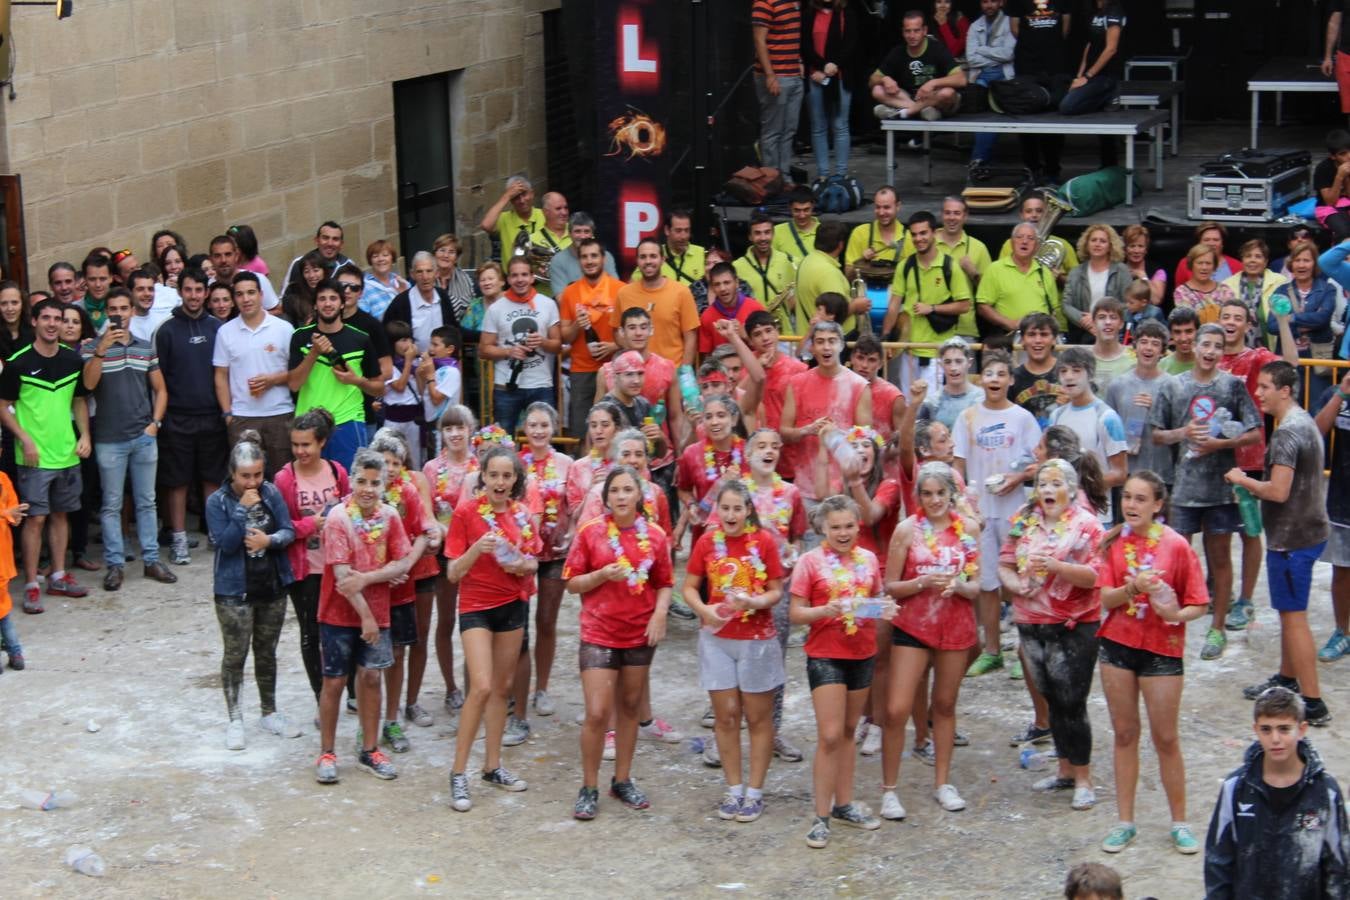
[155,305,222,419]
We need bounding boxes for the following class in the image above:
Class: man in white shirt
[209,234,280,312]
[127,268,176,342]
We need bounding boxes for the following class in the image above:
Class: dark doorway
[393,72,456,264]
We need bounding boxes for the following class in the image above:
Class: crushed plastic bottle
[822,429,862,477]
[492,541,524,568]
[1184,408,1244,459]
[65,845,105,877]
[1019,749,1054,771]
[19,789,75,811]
[1270,294,1293,317]
[677,365,703,415]
[1246,606,1280,653]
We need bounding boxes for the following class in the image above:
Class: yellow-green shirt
[792,249,853,337]
[975,257,1065,331]
[773,219,818,258]
[890,251,972,355]
[734,249,798,308]
[629,243,706,286]
[845,220,913,271]
[495,207,549,258]
[998,234,1079,275]
[937,231,992,338]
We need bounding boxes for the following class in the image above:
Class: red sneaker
[21,585,42,614]
[47,574,89,598]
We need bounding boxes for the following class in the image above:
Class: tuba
[1032,189,1075,273]
[512,228,557,284]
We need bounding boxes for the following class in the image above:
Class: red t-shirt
[892,514,979,651]
[318,503,412,629]
[1219,346,1279,471]
[763,353,808,476]
[523,447,573,561]
[698,297,767,354]
[1096,525,1209,658]
[386,474,438,602]
[789,545,883,660]
[565,452,613,513]
[563,515,675,648]
[423,454,478,527]
[687,528,785,641]
[785,367,868,499]
[868,478,903,557]
[600,351,676,406]
[998,506,1104,626]
[705,476,807,567]
[868,378,903,443]
[899,460,968,518]
[445,496,544,613]
[676,438,751,505]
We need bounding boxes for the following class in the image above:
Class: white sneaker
[259,712,301,739]
[225,719,246,751]
[880,790,907,821]
[860,723,882,757]
[1072,785,1097,810]
[935,784,966,811]
[638,718,684,743]
[853,718,870,745]
[602,730,616,761]
[532,690,555,717]
[702,738,722,768]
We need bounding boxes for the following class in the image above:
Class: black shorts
[459,599,528,634]
[806,655,876,692]
[538,558,564,581]
[414,576,437,595]
[390,602,418,647]
[1098,636,1183,677]
[579,640,657,670]
[158,414,229,488]
[891,626,933,651]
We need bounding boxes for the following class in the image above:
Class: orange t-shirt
[559,273,624,373]
[0,473,16,618]
[612,279,700,366]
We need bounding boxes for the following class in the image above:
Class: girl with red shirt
[881,461,981,820]
[444,447,543,813]
[896,379,965,516]
[789,495,891,849]
[683,481,786,824]
[1094,472,1208,855]
[931,0,969,58]
[997,460,1105,813]
[563,466,674,820]
[676,396,751,545]
[422,404,479,713]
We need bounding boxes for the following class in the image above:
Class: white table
[882,108,1169,205]
[1117,80,1183,156]
[1248,58,1338,148]
[1123,55,1188,82]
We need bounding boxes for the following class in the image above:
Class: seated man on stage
[870,10,966,121]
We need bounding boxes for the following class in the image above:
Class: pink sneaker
[638,718,684,743]
[47,574,88,598]
[602,730,616,761]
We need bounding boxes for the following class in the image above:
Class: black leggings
[1018,621,1099,767]
[289,574,323,702]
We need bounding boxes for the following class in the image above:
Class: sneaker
[532,690,555,717]
[1000,631,1018,652]
[1032,775,1075,792]
[831,801,881,830]
[1200,628,1227,660]
[602,730,616,761]
[346,696,359,715]
[805,816,831,848]
[450,772,472,811]
[1243,672,1298,701]
[667,600,696,621]
[1008,657,1023,680]
[225,719,246,751]
[638,718,683,743]
[1320,629,1350,663]
[21,585,42,614]
[1305,697,1333,727]
[444,689,465,712]
[914,739,937,766]
[953,730,970,748]
[1009,723,1054,747]
[47,573,88,597]
[573,786,599,820]
[734,795,764,823]
[860,723,882,756]
[502,716,531,747]
[1225,599,1253,630]
[717,792,742,820]
[919,106,943,121]
[773,734,804,762]
[315,752,339,784]
[358,748,397,779]
[1071,785,1097,810]
[259,712,301,739]
[701,705,715,729]
[382,721,411,753]
[1171,823,1200,854]
[482,766,528,791]
[609,777,650,809]
[934,784,966,811]
[170,540,191,566]
[853,718,870,745]
[405,703,433,727]
[8,652,24,671]
[873,103,901,119]
[965,652,1004,677]
[880,790,907,820]
[702,738,722,768]
[1101,823,1138,853]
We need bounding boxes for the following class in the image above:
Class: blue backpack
[814,175,862,214]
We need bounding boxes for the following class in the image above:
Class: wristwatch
[152,420,162,429]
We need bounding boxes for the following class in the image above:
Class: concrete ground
[2,530,1346,899]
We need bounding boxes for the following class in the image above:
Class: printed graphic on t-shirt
[499,305,546,375]
[976,421,1015,451]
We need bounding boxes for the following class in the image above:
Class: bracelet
[1338,389,1350,403]
[94,353,106,359]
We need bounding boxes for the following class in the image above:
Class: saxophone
[1032,189,1075,274]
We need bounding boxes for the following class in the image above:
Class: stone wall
[0,0,560,284]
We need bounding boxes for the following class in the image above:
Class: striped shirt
[82,338,160,443]
[752,0,801,76]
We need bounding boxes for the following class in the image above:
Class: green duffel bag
[1059,166,1139,216]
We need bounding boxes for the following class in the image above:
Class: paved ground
[2,533,1346,899]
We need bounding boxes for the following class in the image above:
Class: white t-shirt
[952,402,1042,523]
[211,314,296,417]
[423,363,462,422]
[209,274,280,311]
[1048,396,1127,521]
[481,295,560,389]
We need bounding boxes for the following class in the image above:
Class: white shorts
[979,513,1013,592]
[1328,523,1350,568]
[698,630,786,694]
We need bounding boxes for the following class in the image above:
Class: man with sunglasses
[334,265,395,428]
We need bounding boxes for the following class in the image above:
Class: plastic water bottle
[822,429,861,477]
[1271,294,1293,317]
[650,401,667,425]
[65,846,105,877]
[492,541,524,568]
[1019,749,1054,771]
[19,789,75,810]
[1247,606,1280,653]
[1234,485,1263,537]
[677,364,703,415]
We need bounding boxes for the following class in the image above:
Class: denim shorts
[390,602,418,647]
[1329,524,1350,568]
[1268,542,1327,612]
[459,598,527,634]
[806,655,875,692]
[697,630,785,694]
[1169,503,1241,537]
[319,623,393,677]
[1098,636,1183,677]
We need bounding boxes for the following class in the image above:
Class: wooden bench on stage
[882,107,1170,205]
[1248,57,1338,148]
[1116,80,1183,156]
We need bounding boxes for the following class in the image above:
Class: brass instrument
[1032,189,1075,273]
[511,228,557,284]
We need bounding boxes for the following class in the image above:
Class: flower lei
[472,424,514,452]
[844,425,883,449]
[749,472,793,536]
[704,436,747,485]
[824,546,872,635]
[432,454,477,525]
[1120,521,1163,617]
[712,525,767,621]
[523,448,562,526]
[477,495,534,545]
[345,498,387,544]
[607,514,654,593]
[1011,509,1070,577]
[384,469,412,516]
[919,512,978,582]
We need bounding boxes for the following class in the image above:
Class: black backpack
[989,74,1072,115]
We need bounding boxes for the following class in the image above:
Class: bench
[1248,57,1338,148]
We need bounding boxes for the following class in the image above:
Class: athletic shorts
[1268,542,1326,613]
[979,513,1014,592]
[1098,636,1183,677]
[390,602,418,647]
[414,576,437,595]
[459,598,527,634]
[158,415,228,487]
[579,639,656,671]
[806,655,875,692]
[1327,524,1350,568]
[319,623,393,677]
[1169,503,1241,537]
[538,558,564,581]
[15,464,81,516]
[697,630,786,694]
[891,625,934,651]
